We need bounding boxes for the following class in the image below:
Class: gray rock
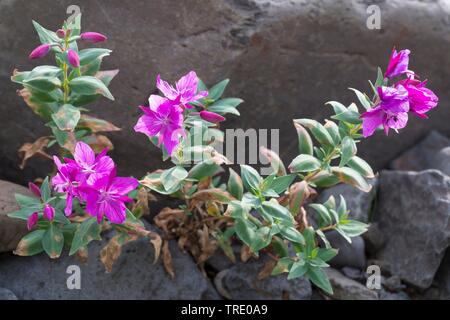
[382,275,406,292]
[378,289,410,300]
[0,180,31,253]
[217,256,312,300]
[428,248,450,299]
[206,245,241,272]
[362,222,385,256]
[390,131,450,172]
[1,1,450,184]
[341,266,365,282]
[0,287,18,300]
[317,179,378,223]
[325,268,378,300]
[324,231,366,270]
[374,170,450,289]
[0,226,220,299]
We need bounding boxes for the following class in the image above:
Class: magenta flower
[84,170,138,224]
[134,99,185,155]
[67,49,80,68]
[28,182,41,198]
[361,85,410,137]
[80,32,107,43]
[67,141,115,185]
[385,49,411,79]
[43,204,55,221]
[27,212,39,230]
[29,44,51,60]
[200,111,225,123]
[156,71,208,108]
[396,77,438,118]
[56,29,66,38]
[52,156,84,216]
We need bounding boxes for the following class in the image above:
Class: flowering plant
[8,14,161,268]
[135,49,437,293]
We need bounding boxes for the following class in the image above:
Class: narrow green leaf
[339,136,357,167]
[69,76,114,100]
[51,104,81,131]
[208,79,229,100]
[288,154,321,173]
[228,168,244,200]
[42,224,64,259]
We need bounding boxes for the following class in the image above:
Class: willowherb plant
[11,14,121,168]
[8,14,161,268]
[135,49,437,293]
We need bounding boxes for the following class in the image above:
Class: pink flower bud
[29,44,51,60]
[80,32,107,43]
[67,49,80,68]
[43,204,55,221]
[200,111,225,123]
[28,182,41,198]
[56,29,66,38]
[27,212,39,230]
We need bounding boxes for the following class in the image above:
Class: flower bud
[28,182,41,198]
[80,32,107,43]
[67,49,80,68]
[29,44,51,60]
[43,204,55,221]
[56,29,66,38]
[27,212,39,230]
[200,111,225,123]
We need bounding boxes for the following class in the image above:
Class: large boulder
[0,228,220,299]
[1,0,450,183]
[374,170,450,289]
[0,180,31,253]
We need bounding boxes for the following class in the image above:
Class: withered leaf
[257,259,277,280]
[18,136,52,169]
[163,240,175,279]
[78,114,121,133]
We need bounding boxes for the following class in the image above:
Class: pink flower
[385,49,411,79]
[134,98,185,155]
[156,71,208,108]
[361,85,410,137]
[200,111,225,123]
[43,204,55,221]
[396,77,438,118]
[28,182,41,198]
[29,44,51,60]
[80,32,107,43]
[27,212,39,230]
[52,156,84,216]
[84,170,138,224]
[67,49,80,68]
[56,29,66,38]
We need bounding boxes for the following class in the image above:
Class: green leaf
[32,20,60,45]
[208,79,229,100]
[326,101,347,115]
[40,177,51,202]
[337,195,348,218]
[95,69,120,87]
[160,166,188,191]
[347,156,375,178]
[349,88,371,110]
[294,119,334,147]
[266,174,295,194]
[375,66,384,87]
[188,159,223,181]
[240,165,263,194]
[331,166,372,192]
[29,65,63,79]
[279,225,305,245]
[309,171,340,188]
[288,154,321,173]
[234,218,256,248]
[260,147,287,176]
[78,48,112,66]
[15,193,40,208]
[306,266,333,294]
[23,77,61,92]
[272,257,294,275]
[302,227,316,255]
[14,229,45,256]
[208,98,243,116]
[69,76,114,100]
[288,260,308,279]
[317,248,338,262]
[324,120,341,145]
[309,203,332,226]
[331,110,362,125]
[228,168,244,200]
[69,217,101,255]
[339,136,357,167]
[338,220,369,237]
[42,224,64,259]
[294,122,313,155]
[51,104,81,131]
[250,226,273,252]
[261,201,294,225]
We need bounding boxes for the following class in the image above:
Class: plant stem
[62,37,70,104]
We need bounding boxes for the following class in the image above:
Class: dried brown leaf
[18,136,52,169]
[78,114,121,133]
[257,259,277,280]
[162,240,175,279]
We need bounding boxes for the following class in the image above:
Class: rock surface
[0,180,31,253]
[317,179,378,223]
[324,231,366,270]
[432,147,450,177]
[374,170,450,289]
[0,228,220,299]
[325,268,378,300]
[216,256,312,300]
[390,131,450,172]
[0,287,18,300]
[1,0,450,183]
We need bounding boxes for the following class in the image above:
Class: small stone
[382,275,406,292]
[325,268,378,300]
[324,231,366,270]
[341,266,366,282]
[0,287,18,300]
[378,289,410,300]
[217,256,312,300]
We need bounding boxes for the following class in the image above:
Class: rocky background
[0,0,449,300]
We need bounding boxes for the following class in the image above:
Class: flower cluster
[361,49,438,137]
[134,71,210,155]
[51,142,138,224]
